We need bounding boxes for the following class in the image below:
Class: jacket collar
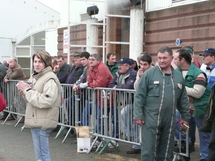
[33,66,52,80]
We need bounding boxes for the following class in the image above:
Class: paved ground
[0,119,201,161]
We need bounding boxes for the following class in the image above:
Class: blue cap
[117,58,132,66]
[200,48,215,56]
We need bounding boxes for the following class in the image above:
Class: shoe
[92,140,103,148]
[125,136,133,141]
[108,140,119,149]
[126,148,141,154]
[173,141,186,153]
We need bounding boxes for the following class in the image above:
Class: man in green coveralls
[133,46,190,161]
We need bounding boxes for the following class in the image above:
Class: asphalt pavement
[0,118,201,161]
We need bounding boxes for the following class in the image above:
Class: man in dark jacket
[55,55,71,82]
[0,62,8,91]
[59,53,84,84]
[60,53,84,125]
[109,57,138,151]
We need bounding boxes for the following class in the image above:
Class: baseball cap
[184,47,193,55]
[199,48,215,56]
[117,58,132,66]
[73,53,81,57]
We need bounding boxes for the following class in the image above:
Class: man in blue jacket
[109,57,137,149]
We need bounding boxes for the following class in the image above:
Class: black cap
[199,48,215,56]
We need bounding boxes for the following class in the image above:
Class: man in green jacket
[105,53,118,76]
[173,48,211,161]
[134,46,190,161]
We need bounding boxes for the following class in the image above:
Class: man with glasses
[109,58,141,154]
[87,54,114,147]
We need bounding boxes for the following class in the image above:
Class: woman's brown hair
[32,50,52,68]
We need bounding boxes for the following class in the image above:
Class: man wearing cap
[59,52,84,126]
[109,57,141,153]
[200,48,215,89]
[184,46,201,68]
[59,52,84,84]
[200,47,215,161]
[109,58,136,89]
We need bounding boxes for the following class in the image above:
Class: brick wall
[145,1,215,64]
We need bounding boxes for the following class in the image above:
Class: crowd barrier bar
[0,80,189,158]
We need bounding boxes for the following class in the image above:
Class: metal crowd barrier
[0,80,189,159]
[0,80,25,127]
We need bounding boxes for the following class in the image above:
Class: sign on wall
[63,29,69,53]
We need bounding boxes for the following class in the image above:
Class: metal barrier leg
[98,139,110,154]
[14,116,24,127]
[87,135,99,153]
[98,139,119,154]
[54,126,66,139]
[173,153,177,161]
[21,125,25,131]
[62,127,73,143]
[2,113,11,124]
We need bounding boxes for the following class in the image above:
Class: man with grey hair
[87,54,115,147]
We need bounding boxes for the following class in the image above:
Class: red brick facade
[58,1,215,64]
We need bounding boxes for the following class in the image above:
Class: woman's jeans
[31,128,52,161]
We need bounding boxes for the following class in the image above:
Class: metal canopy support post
[86,18,99,54]
[67,0,70,64]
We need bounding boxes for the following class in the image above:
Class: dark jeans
[208,117,215,161]
[96,106,119,138]
[189,110,196,146]
[66,93,84,125]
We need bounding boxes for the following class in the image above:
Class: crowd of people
[1,46,215,161]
